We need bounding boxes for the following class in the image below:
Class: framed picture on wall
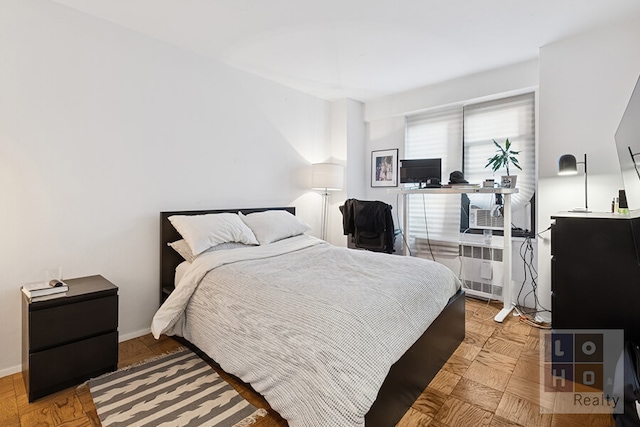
[371,149,398,187]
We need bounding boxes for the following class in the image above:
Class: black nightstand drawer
[29,331,118,401]
[22,275,119,402]
[30,295,118,351]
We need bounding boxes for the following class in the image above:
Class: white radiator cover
[459,242,505,300]
[414,235,538,308]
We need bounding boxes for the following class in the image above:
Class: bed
[153,207,465,427]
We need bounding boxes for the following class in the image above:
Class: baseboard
[0,363,22,378]
[119,327,151,342]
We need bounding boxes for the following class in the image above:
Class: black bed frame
[159,206,465,427]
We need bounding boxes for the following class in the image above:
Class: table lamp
[558,153,589,212]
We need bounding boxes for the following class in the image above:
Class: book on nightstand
[28,292,68,302]
[21,281,69,300]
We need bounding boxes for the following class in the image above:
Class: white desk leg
[401,193,409,256]
[494,192,514,323]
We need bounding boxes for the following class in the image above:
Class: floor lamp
[311,163,344,241]
[558,153,590,212]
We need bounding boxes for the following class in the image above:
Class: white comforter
[151,234,460,427]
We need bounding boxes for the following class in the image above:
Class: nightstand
[22,275,119,402]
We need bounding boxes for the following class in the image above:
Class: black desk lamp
[558,153,590,212]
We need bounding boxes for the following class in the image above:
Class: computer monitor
[399,158,442,187]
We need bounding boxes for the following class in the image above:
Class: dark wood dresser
[22,275,118,402]
[551,211,640,342]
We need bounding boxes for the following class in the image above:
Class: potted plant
[485,138,521,188]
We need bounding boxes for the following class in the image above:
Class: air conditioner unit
[469,208,504,230]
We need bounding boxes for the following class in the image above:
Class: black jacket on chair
[340,199,395,253]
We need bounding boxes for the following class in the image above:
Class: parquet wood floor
[0,297,616,426]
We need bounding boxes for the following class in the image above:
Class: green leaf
[485,138,522,174]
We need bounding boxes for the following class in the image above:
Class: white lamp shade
[311,163,344,191]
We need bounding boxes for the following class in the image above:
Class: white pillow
[239,210,310,245]
[168,213,259,255]
[168,239,253,262]
[168,239,195,261]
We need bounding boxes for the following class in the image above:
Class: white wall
[537,17,640,321]
[0,0,332,375]
[365,116,407,210]
[365,59,539,123]
[321,98,368,247]
[345,99,367,201]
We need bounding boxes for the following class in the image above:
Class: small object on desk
[423,178,441,188]
[448,170,467,184]
[49,279,64,287]
[619,189,629,215]
[446,171,480,188]
[500,175,517,188]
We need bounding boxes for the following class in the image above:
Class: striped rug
[87,348,266,427]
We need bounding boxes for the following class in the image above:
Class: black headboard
[159,206,296,305]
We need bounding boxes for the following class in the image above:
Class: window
[404,93,535,246]
[405,107,462,242]
[464,93,535,211]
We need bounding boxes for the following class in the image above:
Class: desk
[390,186,519,323]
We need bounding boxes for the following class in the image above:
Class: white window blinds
[464,93,535,210]
[405,107,463,243]
[404,92,535,244]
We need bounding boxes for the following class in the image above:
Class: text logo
[540,329,624,414]
[545,333,603,392]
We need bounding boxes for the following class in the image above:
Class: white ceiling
[52,0,640,102]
